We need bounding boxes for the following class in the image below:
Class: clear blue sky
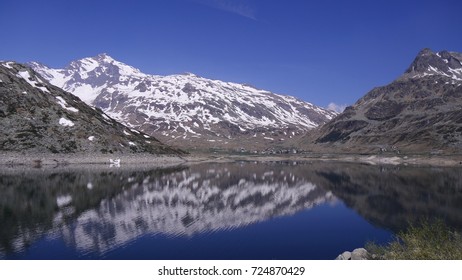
[1,0,461,109]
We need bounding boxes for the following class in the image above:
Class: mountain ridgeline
[0,62,181,156]
[30,54,336,152]
[307,49,462,155]
[3,48,461,157]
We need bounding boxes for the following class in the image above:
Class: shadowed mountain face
[308,163,462,232]
[0,62,181,155]
[308,49,462,154]
[1,162,461,258]
[29,54,336,152]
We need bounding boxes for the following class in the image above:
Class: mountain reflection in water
[0,161,461,259]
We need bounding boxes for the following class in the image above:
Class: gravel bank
[0,152,186,167]
[183,153,462,167]
[2,152,461,168]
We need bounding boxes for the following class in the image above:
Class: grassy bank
[367,220,462,260]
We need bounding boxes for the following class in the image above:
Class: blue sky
[1,0,461,109]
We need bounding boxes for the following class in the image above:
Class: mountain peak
[417,48,434,56]
[96,52,110,58]
[311,48,462,154]
[67,53,133,72]
[93,53,115,63]
[402,49,462,81]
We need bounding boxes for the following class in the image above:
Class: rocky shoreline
[0,152,186,167]
[185,153,462,167]
[335,248,370,260]
[1,152,462,167]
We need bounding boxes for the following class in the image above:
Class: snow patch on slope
[59,117,75,127]
[56,96,79,112]
[16,70,50,93]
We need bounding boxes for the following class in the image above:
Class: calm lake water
[1,161,461,260]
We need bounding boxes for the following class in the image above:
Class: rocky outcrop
[305,49,462,155]
[336,248,369,260]
[0,61,183,155]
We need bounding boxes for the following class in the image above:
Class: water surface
[1,161,461,259]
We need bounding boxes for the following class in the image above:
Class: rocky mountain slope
[30,54,336,152]
[0,62,181,156]
[307,49,462,154]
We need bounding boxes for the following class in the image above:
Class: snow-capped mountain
[30,54,336,151]
[0,61,181,156]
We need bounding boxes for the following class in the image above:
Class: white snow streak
[16,70,50,93]
[56,96,79,112]
[59,117,75,127]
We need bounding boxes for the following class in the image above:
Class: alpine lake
[1,160,461,260]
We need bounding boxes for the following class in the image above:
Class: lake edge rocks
[335,248,370,260]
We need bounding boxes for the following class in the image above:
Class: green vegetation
[367,220,462,260]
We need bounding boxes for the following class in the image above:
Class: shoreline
[1,151,461,167]
[182,153,462,167]
[0,152,187,167]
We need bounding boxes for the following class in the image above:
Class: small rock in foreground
[335,248,369,260]
[335,251,352,260]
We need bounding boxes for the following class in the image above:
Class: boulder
[351,248,369,260]
[335,251,352,260]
